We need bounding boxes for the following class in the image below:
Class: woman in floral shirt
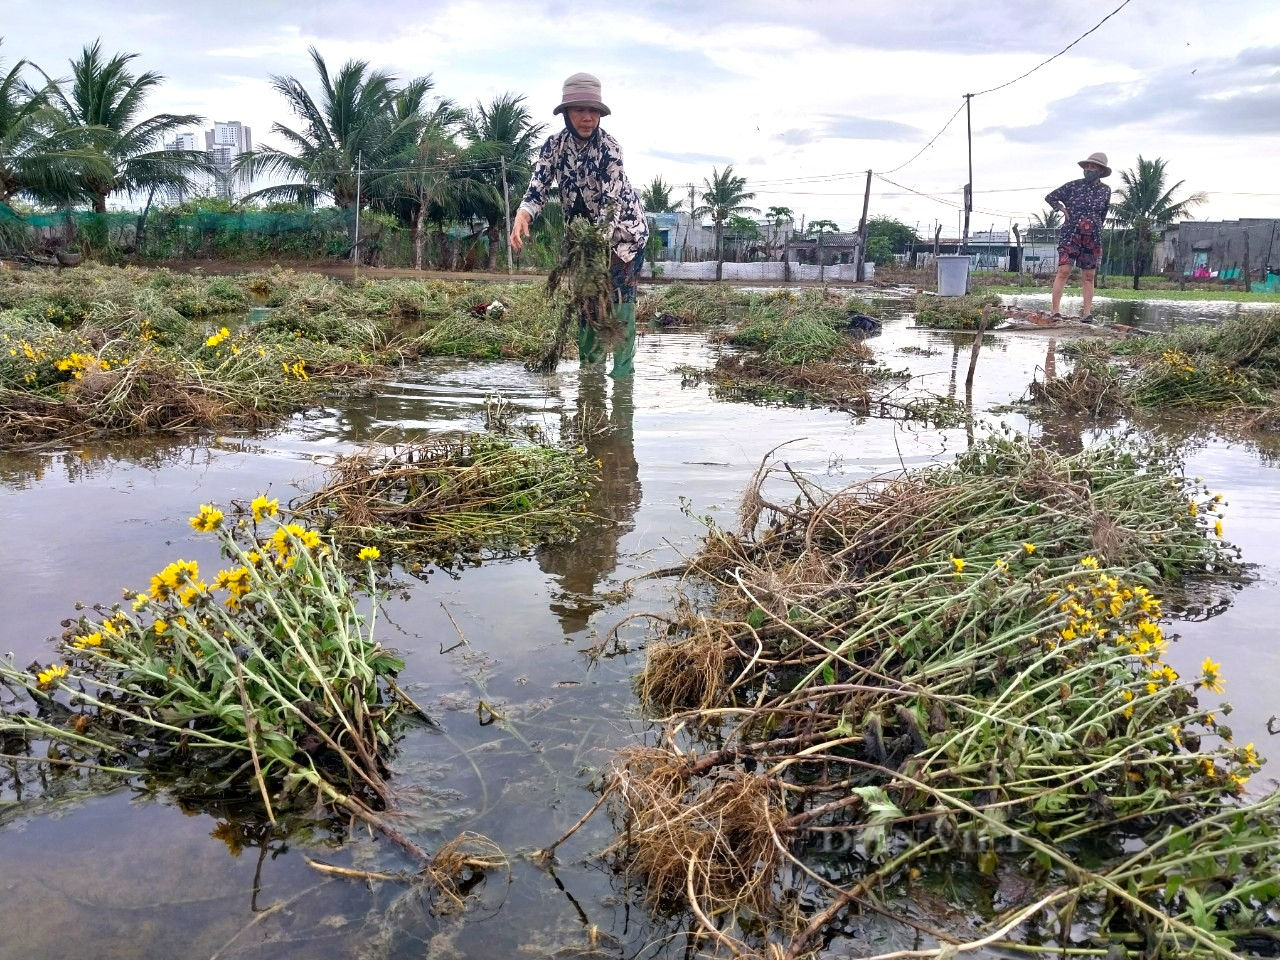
[509,73,649,377]
[1045,151,1112,323]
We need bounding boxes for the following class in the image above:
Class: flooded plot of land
[2,301,1278,959]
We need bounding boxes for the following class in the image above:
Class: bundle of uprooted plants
[1057,313,1280,418]
[291,433,597,565]
[1028,357,1130,417]
[0,311,383,446]
[913,292,1004,331]
[637,283,759,327]
[586,434,1278,959]
[0,503,452,863]
[529,216,615,373]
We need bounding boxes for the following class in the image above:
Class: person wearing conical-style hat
[510,72,649,378]
[1044,152,1112,324]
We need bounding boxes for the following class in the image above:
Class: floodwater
[2,299,1278,959]
[1000,290,1278,330]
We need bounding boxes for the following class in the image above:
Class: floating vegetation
[292,434,597,566]
[0,505,423,841]
[1041,313,1280,421]
[582,435,1270,958]
[1029,358,1129,417]
[0,313,381,446]
[708,353,874,410]
[637,282,757,327]
[913,291,1004,330]
[724,290,875,365]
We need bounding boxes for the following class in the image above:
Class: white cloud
[3,0,1280,227]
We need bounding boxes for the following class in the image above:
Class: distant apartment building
[162,132,202,204]
[204,121,253,200]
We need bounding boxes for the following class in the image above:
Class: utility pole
[688,183,696,262]
[351,151,362,266]
[855,168,872,282]
[961,93,973,258]
[500,156,513,275]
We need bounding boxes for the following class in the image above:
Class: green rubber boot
[609,301,637,379]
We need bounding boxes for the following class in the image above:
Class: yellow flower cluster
[35,663,68,688]
[189,503,225,532]
[358,546,381,562]
[1160,349,1196,373]
[149,559,202,602]
[213,566,252,610]
[205,326,231,348]
[54,351,111,379]
[282,358,309,381]
[250,495,279,522]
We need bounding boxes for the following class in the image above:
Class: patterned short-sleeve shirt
[518,127,649,263]
[1045,178,1112,241]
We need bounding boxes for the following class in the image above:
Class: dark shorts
[1058,218,1102,271]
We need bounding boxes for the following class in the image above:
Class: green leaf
[1164,874,1184,902]
[746,607,766,630]
[822,663,836,686]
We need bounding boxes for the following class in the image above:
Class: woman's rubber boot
[609,301,637,379]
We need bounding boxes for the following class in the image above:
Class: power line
[970,0,1137,97]
[877,101,966,177]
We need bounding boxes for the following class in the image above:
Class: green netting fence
[0,203,529,270]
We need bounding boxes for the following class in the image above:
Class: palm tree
[765,204,793,257]
[41,41,208,213]
[376,100,490,270]
[1030,207,1063,230]
[1110,155,1206,289]
[640,175,682,213]
[2,40,113,208]
[461,93,545,271]
[693,165,757,281]
[807,219,839,274]
[239,47,430,252]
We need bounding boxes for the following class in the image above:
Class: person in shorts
[1045,152,1112,323]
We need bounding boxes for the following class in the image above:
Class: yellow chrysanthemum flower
[189,503,225,533]
[358,546,381,562]
[1023,543,1036,555]
[36,663,68,688]
[250,495,279,522]
[951,557,965,573]
[1200,657,1225,694]
[1080,556,1099,570]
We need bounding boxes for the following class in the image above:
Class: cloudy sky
[5,0,1280,235]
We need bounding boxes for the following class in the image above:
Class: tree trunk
[412,202,426,271]
[715,221,723,281]
[485,220,500,271]
[93,192,108,214]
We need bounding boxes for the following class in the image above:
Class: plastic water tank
[937,255,971,297]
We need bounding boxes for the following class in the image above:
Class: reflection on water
[3,311,1280,958]
[1000,291,1276,331]
[538,373,641,635]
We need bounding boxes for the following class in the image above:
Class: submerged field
[3,265,1280,959]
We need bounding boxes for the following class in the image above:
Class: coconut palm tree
[640,175,682,213]
[1110,155,1206,289]
[693,165,757,281]
[765,204,793,256]
[40,41,208,213]
[239,47,430,250]
[461,93,545,271]
[1030,207,1063,230]
[376,99,490,270]
[1,41,113,208]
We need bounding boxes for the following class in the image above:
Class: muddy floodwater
[2,298,1279,959]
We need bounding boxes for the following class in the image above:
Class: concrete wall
[1157,219,1280,276]
[640,261,874,282]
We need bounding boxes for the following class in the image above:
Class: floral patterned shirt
[1044,178,1112,240]
[518,127,649,264]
